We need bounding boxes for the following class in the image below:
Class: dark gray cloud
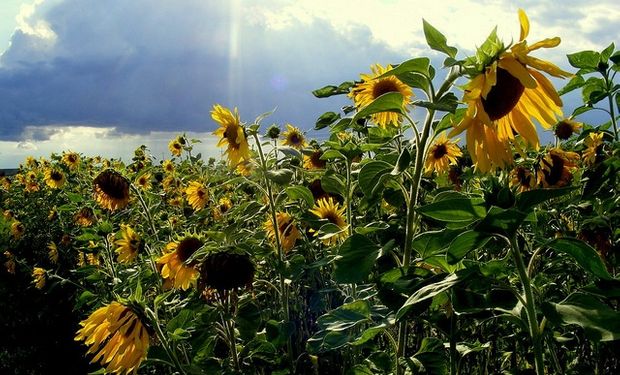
[0,0,406,141]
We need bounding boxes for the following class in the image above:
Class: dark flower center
[324,212,341,225]
[432,144,448,159]
[200,252,254,291]
[543,154,565,186]
[554,121,574,140]
[372,79,400,98]
[51,171,63,181]
[482,67,525,121]
[94,170,130,200]
[176,237,203,262]
[223,126,241,149]
[310,151,326,168]
[289,133,301,145]
[279,218,294,237]
[516,167,532,186]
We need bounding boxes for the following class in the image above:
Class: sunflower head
[93,169,130,211]
[115,225,142,263]
[554,118,582,140]
[349,63,413,128]
[213,197,232,220]
[281,124,307,149]
[303,149,327,170]
[199,251,254,292]
[11,221,25,239]
[74,207,96,227]
[185,181,209,211]
[266,125,281,140]
[44,168,66,189]
[536,148,580,188]
[162,159,175,174]
[75,301,150,374]
[309,197,348,246]
[32,267,46,289]
[4,251,16,274]
[168,136,185,157]
[509,166,536,193]
[582,131,605,166]
[264,212,302,253]
[157,235,203,290]
[62,152,80,169]
[48,242,59,264]
[211,104,251,168]
[425,133,463,174]
[135,173,152,190]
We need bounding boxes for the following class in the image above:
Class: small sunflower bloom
[62,151,80,169]
[48,242,59,264]
[11,221,25,239]
[185,181,209,211]
[264,212,302,253]
[44,169,66,189]
[424,133,463,174]
[32,267,46,289]
[212,104,251,168]
[303,149,327,170]
[93,170,130,211]
[309,197,348,246]
[75,207,96,227]
[582,131,604,166]
[509,166,536,193]
[134,173,151,190]
[168,136,185,157]
[157,237,203,290]
[0,176,10,191]
[281,124,307,149]
[4,251,16,274]
[537,148,580,188]
[349,63,413,128]
[554,118,582,140]
[114,225,141,263]
[162,159,175,174]
[75,301,150,375]
[213,197,232,220]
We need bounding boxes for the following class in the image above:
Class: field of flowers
[1,10,619,375]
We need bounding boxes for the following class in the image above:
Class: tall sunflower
[450,9,571,172]
[75,301,150,375]
[211,104,251,168]
[281,124,307,149]
[349,63,413,128]
[264,212,302,253]
[134,173,151,190]
[309,197,348,246]
[62,151,80,169]
[44,168,66,189]
[93,170,130,211]
[185,181,209,211]
[157,236,203,290]
[115,225,141,263]
[424,133,463,174]
[536,148,580,188]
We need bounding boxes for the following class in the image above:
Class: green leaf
[475,207,527,236]
[358,160,393,197]
[312,81,355,98]
[415,92,459,113]
[447,230,492,265]
[422,19,457,58]
[167,309,194,333]
[321,174,346,195]
[285,186,314,207]
[321,149,346,160]
[416,198,487,223]
[315,111,341,130]
[333,234,381,283]
[515,186,577,212]
[236,300,262,340]
[407,337,448,375]
[412,228,465,259]
[351,92,404,126]
[266,169,293,184]
[601,43,615,62]
[66,192,84,203]
[542,293,620,341]
[546,238,612,280]
[391,147,411,175]
[307,300,372,353]
[558,75,585,96]
[354,221,389,235]
[376,57,430,79]
[567,50,601,70]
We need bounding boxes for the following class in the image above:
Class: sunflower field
[2,9,620,375]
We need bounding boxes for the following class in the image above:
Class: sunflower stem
[344,158,356,299]
[146,307,187,375]
[130,185,162,286]
[602,70,619,141]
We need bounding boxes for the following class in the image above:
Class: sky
[0,0,618,167]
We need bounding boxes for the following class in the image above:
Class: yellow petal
[498,57,536,88]
[525,55,573,78]
[518,9,529,41]
[528,69,563,106]
[528,37,561,51]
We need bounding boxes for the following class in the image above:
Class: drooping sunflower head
[44,168,66,189]
[509,166,536,193]
[11,220,25,239]
[264,211,302,253]
[134,173,151,190]
[425,133,463,174]
[554,118,582,140]
[185,181,209,211]
[93,169,130,211]
[157,236,203,290]
[115,225,142,264]
[48,242,59,264]
[450,9,571,172]
[536,148,580,188]
[349,63,413,128]
[32,267,46,289]
[4,251,16,274]
[62,151,80,169]
[281,124,307,149]
[582,131,605,166]
[199,251,254,292]
[303,149,327,170]
[75,301,150,375]
[74,207,96,227]
[211,104,251,168]
[266,124,281,140]
[309,197,348,246]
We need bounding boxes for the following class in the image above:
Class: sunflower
[134,173,151,190]
[509,166,536,193]
[48,242,59,264]
[3,209,14,220]
[32,267,46,289]
[185,181,209,211]
[75,207,96,227]
[281,124,307,149]
[157,236,203,290]
[75,301,150,375]
[162,159,175,174]
[303,149,327,170]
[264,212,302,253]
[582,131,604,166]
[213,197,232,220]
[25,181,40,193]
[199,251,254,292]
[115,225,141,263]
[425,133,463,174]
[43,168,66,189]
[93,170,130,211]
[168,136,185,157]
[4,251,16,274]
[11,221,24,239]
[0,176,10,191]
[309,197,348,245]
[236,160,253,176]
[211,104,251,168]
[349,63,413,128]
[537,148,580,188]
[62,151,80,169]
[554,118,582,140]
[450,9,571,172]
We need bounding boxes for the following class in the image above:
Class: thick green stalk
[603,72,619,141]
[509,235,544,375]
[146,308,187,374]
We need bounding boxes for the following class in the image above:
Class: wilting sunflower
[93,170,130,211]
[537,148,580,188]
[75,207,96,227]
[32,267,46,289]
[236,160,253,176]
[281,124,307,149]
[349,63,413,128]
[162,159,175,174]
[264,212,302,253]
[450,9,571,172]
[509,166,536,193]
[168,136,185,157]
[554,118,582,140]
[309,197,348,246]
[185,181,209,211]
[11,221,24,239]
[199,251,254,292]
[425,133,463,174]
[75,301,150,375]
[211,104,251,167]
[43,168,66,189]
[213,197,232,220]
[303,149,327,170]
[48,242,59,264]
[582,131,604,166]
[157,236,203,290]
[62,151,80,169]
[134,173,151,190]
[4,251,16,274]
[115,225,141,263]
